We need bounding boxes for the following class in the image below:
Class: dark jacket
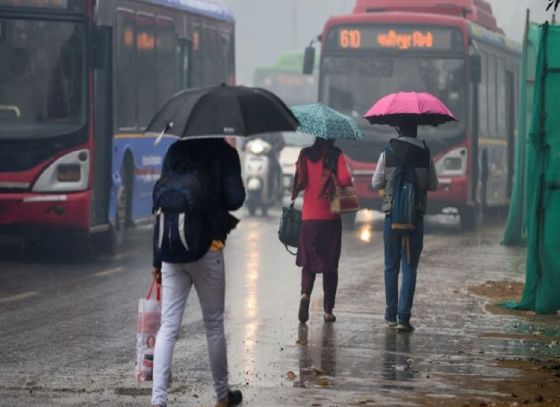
[153,139,245,268]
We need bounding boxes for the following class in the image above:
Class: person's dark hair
[171,138,226,170]
[306,137,335,162]
[396,118,418,138]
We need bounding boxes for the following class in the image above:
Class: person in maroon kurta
[292,138,353,323]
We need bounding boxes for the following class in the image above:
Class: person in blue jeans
[371,122,438,332]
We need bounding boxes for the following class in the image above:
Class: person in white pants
[151,139,245,407]
[151,250,229,406]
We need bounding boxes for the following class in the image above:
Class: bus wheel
[113,183,128,246]
[96,183,128,255]
[459,205,481,231]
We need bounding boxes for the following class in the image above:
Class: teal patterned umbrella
[291,103,364,141]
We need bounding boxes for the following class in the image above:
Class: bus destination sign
[0,0,68,9]
[327,25,463,52]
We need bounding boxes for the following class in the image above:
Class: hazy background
[223,0,552,85]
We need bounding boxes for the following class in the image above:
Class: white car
[279,133,313,192]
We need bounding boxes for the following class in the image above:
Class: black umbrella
[146,84,299,140]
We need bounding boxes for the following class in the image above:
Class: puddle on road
[114,387,153,396]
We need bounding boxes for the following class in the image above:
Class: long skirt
[296,219,342,275]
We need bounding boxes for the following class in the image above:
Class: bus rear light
[33,149,90,192]
[436,148,467,177]
[57,164,81,182]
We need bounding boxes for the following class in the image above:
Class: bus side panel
[130,136,171,220]
[109,135,171,224]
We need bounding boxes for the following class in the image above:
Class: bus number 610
[340,29,362,48]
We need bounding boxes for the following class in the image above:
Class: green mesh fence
[502,23,541,246]
[506,23,560,314]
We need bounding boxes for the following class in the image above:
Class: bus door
[506,70,515,199]
[91,26,113,227]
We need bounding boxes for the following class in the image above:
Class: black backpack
[152,161,213,263]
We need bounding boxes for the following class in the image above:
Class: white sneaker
[396,323,414,332]
[385,319,398,328]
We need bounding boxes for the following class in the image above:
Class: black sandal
[298,294,310,323]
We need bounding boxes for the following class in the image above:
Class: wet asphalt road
[0,208,558,406]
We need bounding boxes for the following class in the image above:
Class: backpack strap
[385,142,399,164]
[422,140,431,159]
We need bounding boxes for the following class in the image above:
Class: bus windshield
[321,54,466,159]
[0,18,86,139]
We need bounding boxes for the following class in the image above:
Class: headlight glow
[249,142,265,154]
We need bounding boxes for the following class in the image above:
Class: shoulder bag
[278,201,302,255]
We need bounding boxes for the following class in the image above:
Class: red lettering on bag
[146,335,156,348]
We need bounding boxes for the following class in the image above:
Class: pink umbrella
[364,91,457,126]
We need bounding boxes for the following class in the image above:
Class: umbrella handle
[154,129,165,146]
[154,122,174,146]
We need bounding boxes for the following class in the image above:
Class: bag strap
[284,244,298,256]
[386,142,399,164]
[146,278,162,301]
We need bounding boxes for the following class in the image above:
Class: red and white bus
[305,0,520,229]
[0,0,235,249]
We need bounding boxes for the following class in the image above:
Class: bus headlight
[435,148,467,177]
[33,149,90,192]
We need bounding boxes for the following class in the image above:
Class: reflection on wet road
[0,209,558,406]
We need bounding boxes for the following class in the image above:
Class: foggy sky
[223,0,552,85]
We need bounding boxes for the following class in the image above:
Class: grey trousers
[152,250,228,406]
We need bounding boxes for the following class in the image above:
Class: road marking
[0,291,39,304]
[95,267,125,277]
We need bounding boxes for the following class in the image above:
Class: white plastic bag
[135,279,161,383]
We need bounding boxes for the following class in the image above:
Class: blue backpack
[386,145,417,233]
[152,164,213,263]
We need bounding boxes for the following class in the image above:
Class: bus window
[226,30,235,84]
[202,26,220,85]
[479,51,488,138]
[497,58,506,139]
[190,25,203,87]
[177,39,192,90]
[218,30,233,84]
[116,10,136,129]
[136,13,156,128]
[156,18,176,108]
[487,54,497,138]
